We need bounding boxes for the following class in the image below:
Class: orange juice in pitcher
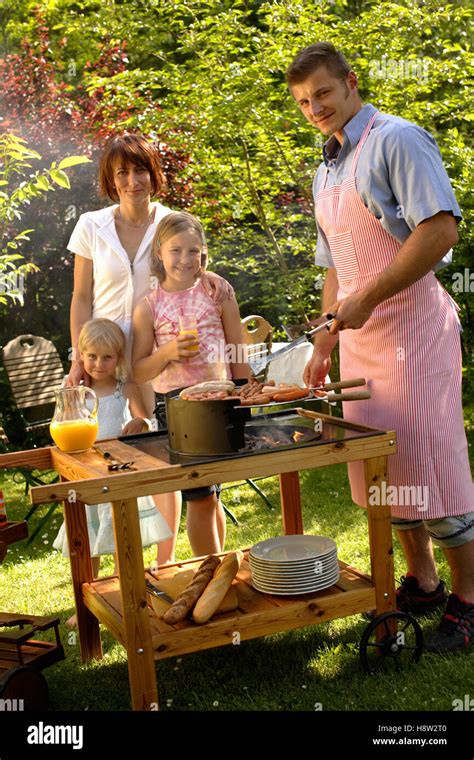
[50,386,99,453]
[50,418,99,453]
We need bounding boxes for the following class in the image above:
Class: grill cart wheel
[359,611,424,674]
[0,665,49,710]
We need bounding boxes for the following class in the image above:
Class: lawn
[1,399,473,712]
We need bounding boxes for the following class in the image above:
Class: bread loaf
[179,380,235,399]
[193,551,244,624]
[219,584,239,613]
[163,555,220,625]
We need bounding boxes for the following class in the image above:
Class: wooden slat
[7,364,63,379]
[280,471,303,535]
[83,583,126,646]
[0,521,28,546]
[234,577,281,613]
[0,448,54,470]
[11,379,61,394]
[150,587,375,660]
[295,407,385,433]
[149,548,252,575]
[16,396,56,410]
[0,640,62,671]
[365,456,396,634]
[24,421,51,433]
[334,562,372,592]
[30,431,398,505]
[338,560,372,584]
[112,497,158,711]
[63,492,103,662]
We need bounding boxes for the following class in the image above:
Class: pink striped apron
[316,111,473,519]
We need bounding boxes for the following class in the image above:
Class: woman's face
[112,162,152,205]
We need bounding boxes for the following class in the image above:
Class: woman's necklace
[116,207,154,228]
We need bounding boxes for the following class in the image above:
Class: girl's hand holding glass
[173,332,200,360]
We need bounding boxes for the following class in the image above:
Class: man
[286,42,474,652]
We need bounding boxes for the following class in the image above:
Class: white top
[68,201,172,348]
[93,382,132,440]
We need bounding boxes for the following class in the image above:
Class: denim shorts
[182,484,222,503]
[391,511,474,548]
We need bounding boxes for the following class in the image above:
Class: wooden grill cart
[0,411,423,710]
[0,520,65,709]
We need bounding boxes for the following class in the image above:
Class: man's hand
[303,351,332,388]
[328,292,375,333]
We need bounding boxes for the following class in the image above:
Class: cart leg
[279,471,304,535]
[112,497,158,711]
[365,456,396,635]
[63,497,102,662]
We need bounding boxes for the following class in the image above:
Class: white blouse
[68,201,172,350]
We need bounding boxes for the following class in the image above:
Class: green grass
[1,400,473,712]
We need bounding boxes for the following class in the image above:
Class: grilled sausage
[272,388,309,402]
[239,394,272,406]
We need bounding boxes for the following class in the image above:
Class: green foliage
[77,0,473,336]
[0,133,91,305]
[0,0,472,343]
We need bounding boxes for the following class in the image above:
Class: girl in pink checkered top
[133,212,250,557]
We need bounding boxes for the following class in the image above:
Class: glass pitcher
[49,386,99,453]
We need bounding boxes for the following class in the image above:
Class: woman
[67,133,228,410]
[66,133,229,563]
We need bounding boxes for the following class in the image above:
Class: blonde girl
[132,212,250,556]
[54,319,172,607]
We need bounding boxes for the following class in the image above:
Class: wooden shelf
[0,521,28,546]
[83,554,375,662]
[0,613,65,673]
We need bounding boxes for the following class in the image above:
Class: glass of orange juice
[50,386,99,453]
[178,315,199,352]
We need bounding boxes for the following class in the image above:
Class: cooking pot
[165,387,252,455]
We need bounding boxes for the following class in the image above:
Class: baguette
[163,555,220,624]
[193,551,244,624]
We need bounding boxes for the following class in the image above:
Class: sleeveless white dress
[53,383,172,557]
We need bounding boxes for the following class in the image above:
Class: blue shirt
[313,104,462,271]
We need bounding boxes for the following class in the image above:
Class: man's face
[291,66,360,141]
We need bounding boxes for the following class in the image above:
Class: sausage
[272,388,309,402]
[239,394,272,406]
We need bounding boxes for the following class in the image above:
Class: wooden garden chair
[241,314,273,374]
[1,335,65,543]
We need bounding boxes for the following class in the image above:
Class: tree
[0,9,192,362]
[1,0,472,354]
[0,133,90,305]
[80,0,473,340]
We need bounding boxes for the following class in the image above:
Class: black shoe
[396,575,448,616]
[426,593,474,653]
[363,574,448,620]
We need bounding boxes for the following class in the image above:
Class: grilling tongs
[251,314,336,374]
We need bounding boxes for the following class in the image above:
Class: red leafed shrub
[0,11,194,373]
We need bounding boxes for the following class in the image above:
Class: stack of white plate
[249,535,339,595]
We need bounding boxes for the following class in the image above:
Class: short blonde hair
[151,211,208,282]
[79,319,128,382]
